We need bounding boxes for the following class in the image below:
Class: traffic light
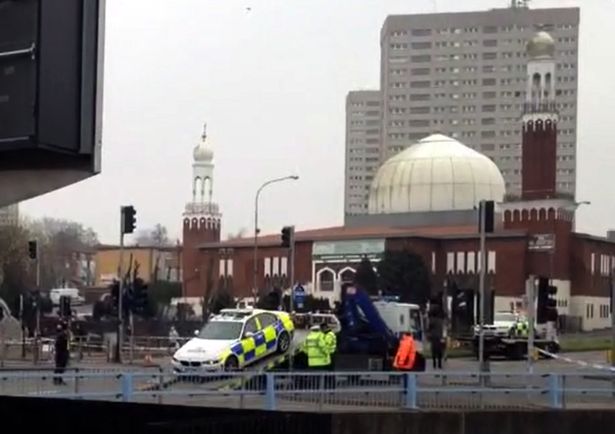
[27,240,37,260]
[121,205,137,234]
[537,277,558,324]
[131,278,149,315]
[478,200,495,233]
[59,295,71,318]
[281,226,293,248]
[110,280,120,313]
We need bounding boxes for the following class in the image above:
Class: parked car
[50,288,85,306]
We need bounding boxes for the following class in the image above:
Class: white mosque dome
[193,144,213,162]
[368,134,505,214]
[193,124,213,162]
[526,31,555,59]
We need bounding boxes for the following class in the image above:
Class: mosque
[181,31,615,331]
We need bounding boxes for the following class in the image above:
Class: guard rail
[1,370,614,412]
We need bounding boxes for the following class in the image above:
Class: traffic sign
[293,285,305,309]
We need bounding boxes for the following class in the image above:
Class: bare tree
[135,224,170,246]
[24,217,99,289]
[227,227,248,240]
[0,225,30,312]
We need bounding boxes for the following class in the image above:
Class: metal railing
[0,336,191,366]
[1,370,615,411]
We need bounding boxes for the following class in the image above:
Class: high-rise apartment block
[345,91,382,215]
[344,6,579,217]
[0,204,18,226]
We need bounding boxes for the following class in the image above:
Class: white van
[50,288,85,306]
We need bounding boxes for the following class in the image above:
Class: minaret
[502,31,575,280]
[521,31,558,200]
[182,124,222,298]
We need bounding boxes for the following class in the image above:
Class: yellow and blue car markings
[223,312,294,369]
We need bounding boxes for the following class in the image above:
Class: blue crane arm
[340,286,398,349]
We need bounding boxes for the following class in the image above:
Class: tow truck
[335,285,425,371]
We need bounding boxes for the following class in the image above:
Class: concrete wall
[4,395,615,434]
[331,410,615,434]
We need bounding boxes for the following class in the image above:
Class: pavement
[442,350,612,373]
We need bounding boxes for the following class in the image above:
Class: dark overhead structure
[0,0,105,206]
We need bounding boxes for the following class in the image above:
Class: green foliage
[257,291,281,310]
[208,288,234,314]
[148,281,182,310]
[355,257,379,295]
[376,249,431,305]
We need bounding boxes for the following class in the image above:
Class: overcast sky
[20,0,615,244]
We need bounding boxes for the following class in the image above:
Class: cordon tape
[536,348,615,372]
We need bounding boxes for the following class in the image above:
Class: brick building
[181,32,613,331]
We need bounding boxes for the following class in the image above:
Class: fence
[0,335,192,366]
[1,370,615,411]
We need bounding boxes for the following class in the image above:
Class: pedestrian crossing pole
[288,226,296,313]
[114,226,125,364]
[526,275,535,374]
[288,226,296,371]
[478,200,487,374]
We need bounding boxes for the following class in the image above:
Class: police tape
[536,347,615,372]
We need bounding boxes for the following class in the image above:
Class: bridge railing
[1,370,614,411]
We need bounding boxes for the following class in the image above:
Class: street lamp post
[253,175,299,300]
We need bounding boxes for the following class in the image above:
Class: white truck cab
[372,300,424,341]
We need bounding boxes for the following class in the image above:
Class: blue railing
[1,370,614,411]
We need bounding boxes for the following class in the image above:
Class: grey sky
[21,0,615,243]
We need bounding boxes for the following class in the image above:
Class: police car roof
[215,308,272,321]
[215,309,252,320]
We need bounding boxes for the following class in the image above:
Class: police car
[171,309,294,372]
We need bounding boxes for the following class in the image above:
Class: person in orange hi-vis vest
[393,333,416,370]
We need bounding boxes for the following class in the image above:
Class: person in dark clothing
[54,323,70,385]
[427,315,445,370]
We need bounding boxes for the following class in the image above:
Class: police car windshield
[198,321,243,340]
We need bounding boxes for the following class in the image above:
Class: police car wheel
[224,355,239,371]
[276,331,291,354]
